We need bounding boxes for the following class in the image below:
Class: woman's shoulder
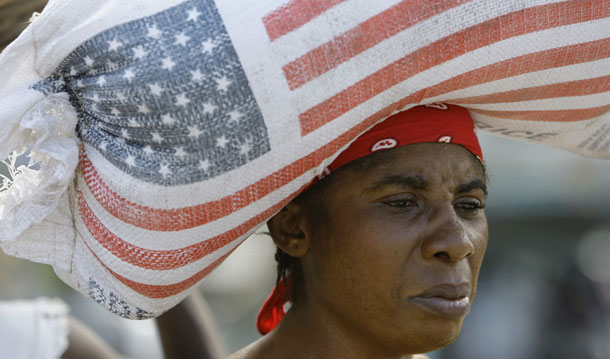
[225,337,270,359]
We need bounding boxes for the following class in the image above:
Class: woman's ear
[267,201,311,257]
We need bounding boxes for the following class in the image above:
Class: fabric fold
[0,92,79,241]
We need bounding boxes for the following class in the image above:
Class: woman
[232,104,488,359]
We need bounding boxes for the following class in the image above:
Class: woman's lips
[408,283,472,318]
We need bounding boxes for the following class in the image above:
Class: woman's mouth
[408,283,471,318]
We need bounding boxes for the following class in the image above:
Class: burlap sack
[0,0,608,318]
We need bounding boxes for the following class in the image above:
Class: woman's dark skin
[230,143,489,359]
[156,289,226,359]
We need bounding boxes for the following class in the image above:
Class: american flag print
[23,0,610,318]
[36,0,270,186]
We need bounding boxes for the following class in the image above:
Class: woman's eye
[454,200,484,212]
[384,199,418,208]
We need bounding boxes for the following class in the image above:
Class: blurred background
[1,1,609,358]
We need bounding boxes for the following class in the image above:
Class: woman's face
[301,143,488,354]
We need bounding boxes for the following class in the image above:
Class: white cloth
[0,298,69,359]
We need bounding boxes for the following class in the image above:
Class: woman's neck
[232,303,419,359]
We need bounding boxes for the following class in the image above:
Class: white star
[116,92,126,101]
[137,104,151,114]
[216,76,231,92]
[121,128,130,139]
[203,102,217,115]
[152,132,163,143]
[175,32,190,46]
[92,94,100,102]
[149,83,164,96]
[98,142,107,152]
[190,69,204,81]
[133,45,148,60]
[123,69,136,81]
[187,8,201,22]
[174,146,187,159]
[175,93,190,106]
[228,110,243,123]
[126,155,136,167]
[159,163,171,177]
[110,107,120,116]
[239,142,252,156]
[128,118,140,127]
[161,114,176,125]
[202,39,216,54]
[187,125,202,138]
[84,56,94,66]
[161,57,176,71]
[76,79,84,87]
[143,145,154,155]
[198,159,210,171]
[216,135,229,148]
[69,67,77,76]
[147,24,162,39]
[97,76,106,86]
[107,38,122,51]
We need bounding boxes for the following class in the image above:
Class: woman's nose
[421,207,474,262]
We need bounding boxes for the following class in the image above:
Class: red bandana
[256,104,482,335]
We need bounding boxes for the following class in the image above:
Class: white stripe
[291,0,602,113]
[424,57,610,103]
[460,92,610,111]
[76,165,314,249]
[270,0,403,63]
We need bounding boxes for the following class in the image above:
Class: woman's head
[260,104,489,354]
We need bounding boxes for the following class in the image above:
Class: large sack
[0,0,608,318]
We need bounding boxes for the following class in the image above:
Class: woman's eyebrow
[456,179,488,197]
[363,175,429,194]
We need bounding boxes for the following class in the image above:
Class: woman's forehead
[337,143,485,187]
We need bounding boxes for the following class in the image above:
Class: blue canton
[34,0,270,185]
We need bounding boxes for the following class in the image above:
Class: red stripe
[450,75,610,104]
[263,0,347,41]
[299,0,609,135]
[383,38,610,114]
[284,0,468,90]
[77,186,301,270]
[84,238,236,299]
[469,105,610,122]
[81,38,609,233]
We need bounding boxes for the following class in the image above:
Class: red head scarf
[256,104,482,335]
